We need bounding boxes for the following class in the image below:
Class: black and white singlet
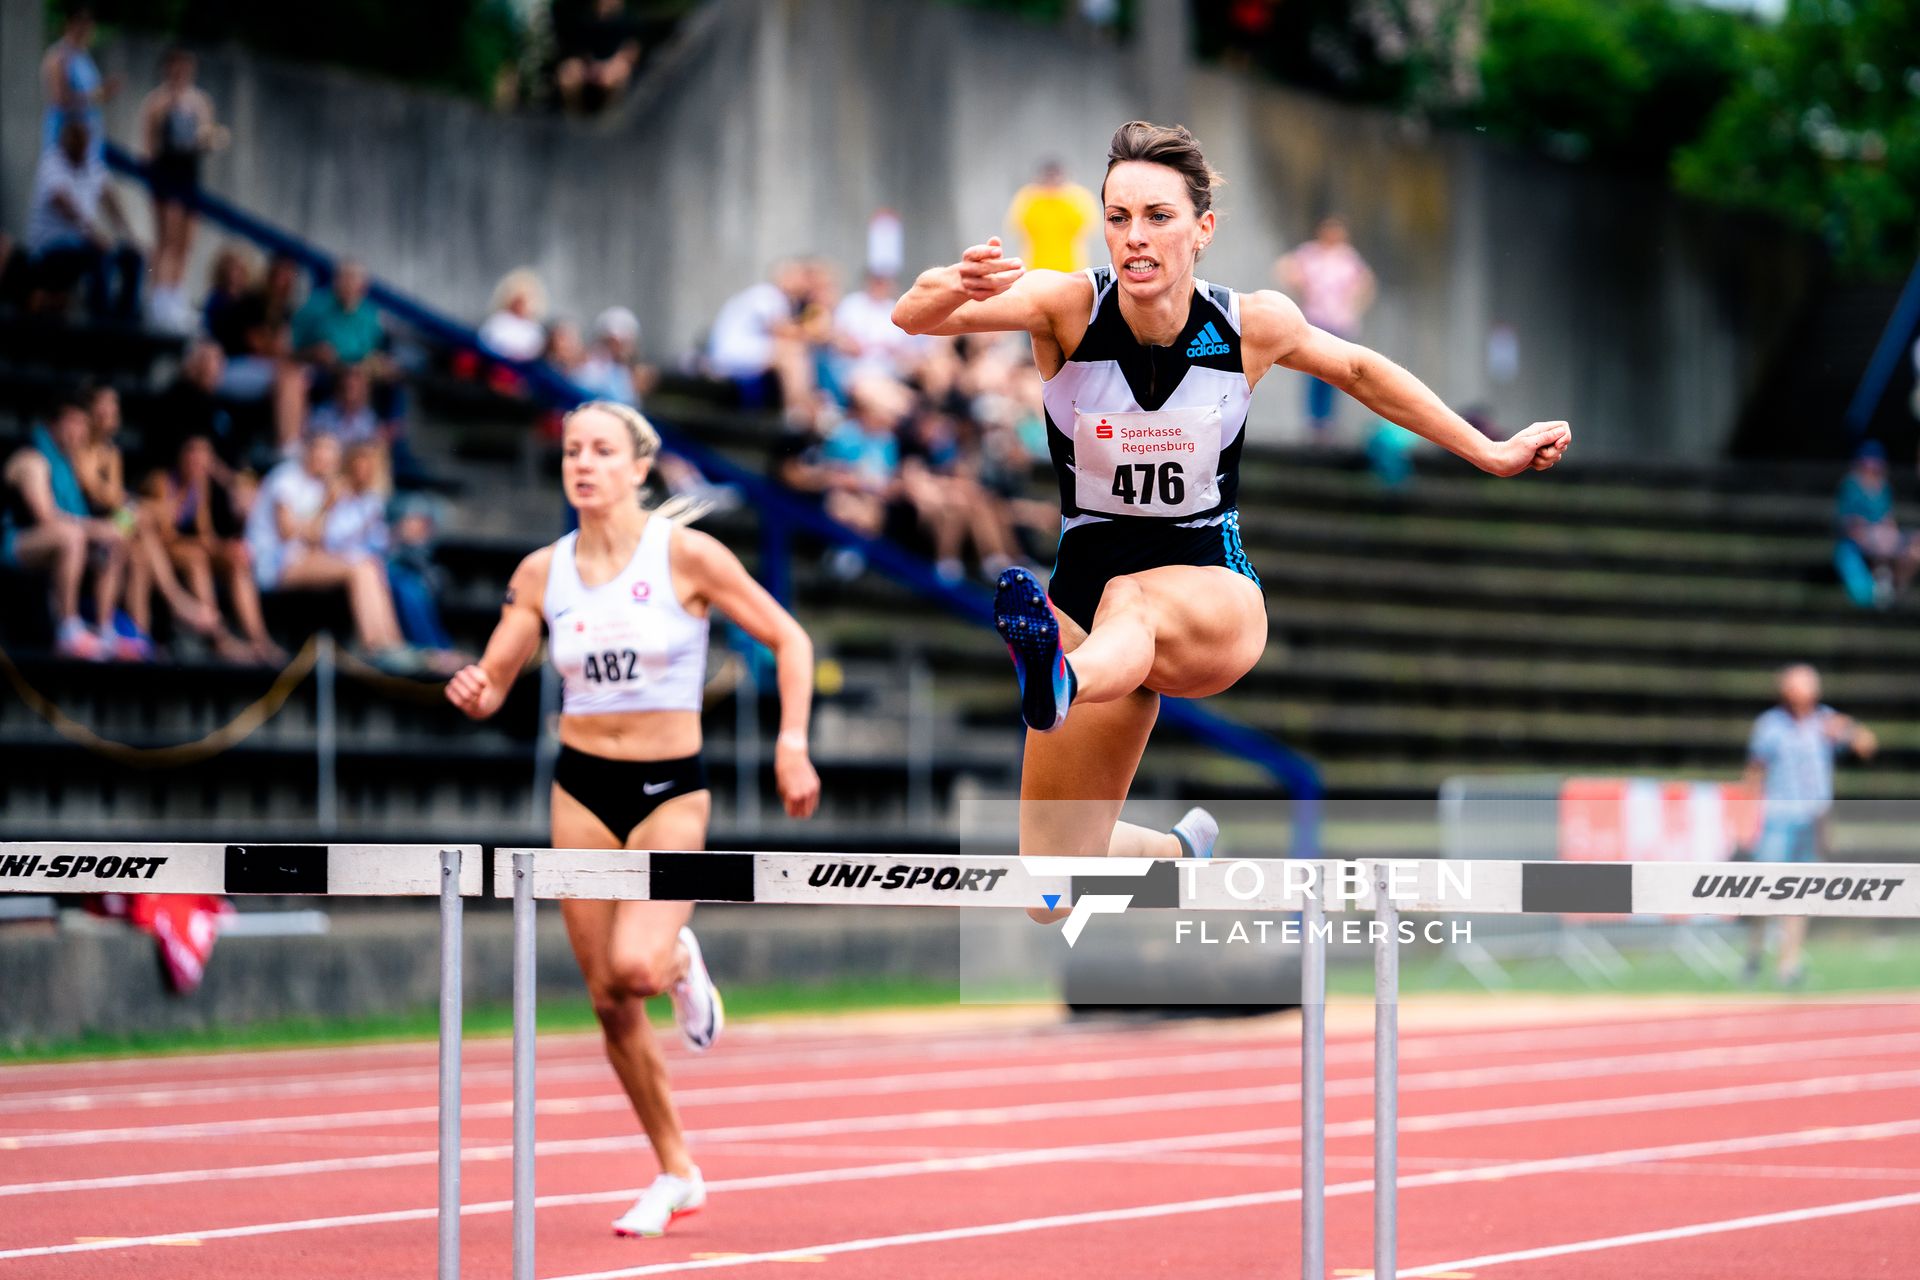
[1038,265,1260,630]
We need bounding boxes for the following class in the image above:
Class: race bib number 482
[1073,405,1222,518]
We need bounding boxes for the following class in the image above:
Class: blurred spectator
[1743,664,1878,986]
[245,434,407,660]
[310,364,381,447]
[706,260,821,420]
[159,436,279,663]
[544,318,589,382]
[820,374,1001,579]
[1,399,134,659]
[1277,215,1375,438]
[149,340,236,472]
[75,386,132,533]
[1005,160,1100,274]
[204,249,307,447]
[769,415,833,503]
[77,385,215,649]
[1487,321,1521,386]
[1367,419,1419,492]
[293,259,386,370]
[385,490,461,666]
[899,403,1021,581]
[140,47,227,332]
[27,120,141,321]
[765,299,1060,579]
[1833,440,1919,608]
[832,271,924,384]
[819,375,906,540]
[555,0,642,115]
[865,208,904,280]
[294,259,410,453]
[40,7,116,160]
[322,441,390,560]
[895,404,970,580]
[201,246,255,349]
[480,268,549,361]
[974,362,1057,548]
[578,306,650,405]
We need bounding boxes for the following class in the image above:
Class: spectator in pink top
[1276,215,1376,438]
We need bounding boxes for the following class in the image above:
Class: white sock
[1170,807,1219,859]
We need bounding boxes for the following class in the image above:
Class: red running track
[2,998,1918,1278]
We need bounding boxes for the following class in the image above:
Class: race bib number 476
[1073,405,1222,518]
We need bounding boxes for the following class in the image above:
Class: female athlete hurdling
[894,120,1569,883]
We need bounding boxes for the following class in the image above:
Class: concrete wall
[0,0,46,241]
[12,0,1810,459]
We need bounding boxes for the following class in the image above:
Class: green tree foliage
[1673,0,1920,275]
[73,0,525,100]
[1477,0,1750,165]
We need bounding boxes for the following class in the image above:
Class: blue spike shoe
[994,567,1074,732]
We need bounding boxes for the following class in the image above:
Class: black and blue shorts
[1046,509,1260,633]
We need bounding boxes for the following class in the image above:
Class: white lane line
[9,1022,1920,1190]
[1383,1190,1920,1279]
[5,1081,1918,1261]
[8,1019,1916,1153]
[0,1043,1287,1151]
[0,1026,1151,1111]
[1548,1160,1920,1183]
[0,1021,1160,1095]
[540,1121,1920,1280]
[6,1001,1899,1113]
[0,1043,1288,1119]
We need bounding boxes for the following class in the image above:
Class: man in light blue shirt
[1743,663,1877,984]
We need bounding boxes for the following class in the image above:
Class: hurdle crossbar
[501,850,1920,1280]
[496,850,1920,917]
[0,842,480,1280]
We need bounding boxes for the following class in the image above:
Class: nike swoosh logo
[643,781,675,795]
[554,607,575,620]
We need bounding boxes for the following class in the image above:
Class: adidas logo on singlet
[1185,321,1231,358]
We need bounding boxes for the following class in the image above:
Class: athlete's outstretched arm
[446,548,549,720]
[893,238,1082,337]
[678,528,821,819]
[1244,291,1570,477]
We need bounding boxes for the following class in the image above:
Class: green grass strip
[1326,930,1920,997]
[0,975,968,1064]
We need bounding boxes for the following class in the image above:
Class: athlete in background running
[448,402,820,1237]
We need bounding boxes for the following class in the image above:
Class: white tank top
[542,517,710,716]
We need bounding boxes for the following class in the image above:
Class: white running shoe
[1171,807,1220,859]
[612,1168,705,1237]
[670,926,724,1053]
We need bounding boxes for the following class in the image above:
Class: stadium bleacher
[6,310,1914,846]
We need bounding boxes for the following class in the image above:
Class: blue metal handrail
[106,143,1325,827]
[1844,253,1920,441]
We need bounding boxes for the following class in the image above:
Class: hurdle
[501,849,1920,1280]
[0,842,482,1280]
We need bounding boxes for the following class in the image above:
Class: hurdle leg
[438,848,464,1280]
[1301,863,1327,1280]
[513,852,538,1280]
[1373,864,1399,1280]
